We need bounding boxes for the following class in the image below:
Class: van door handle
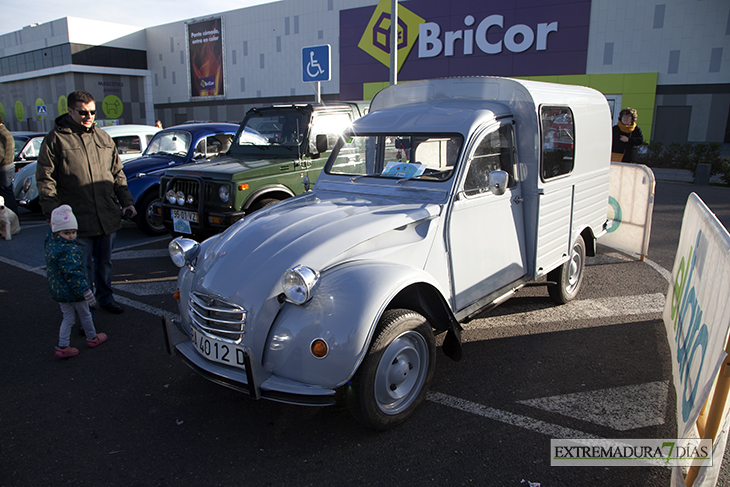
[513,196,524,204]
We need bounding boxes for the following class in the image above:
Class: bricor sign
[339,0,591,100]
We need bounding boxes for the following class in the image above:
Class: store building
[1,0,728,145]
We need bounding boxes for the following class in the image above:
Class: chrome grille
[189,291,246,341]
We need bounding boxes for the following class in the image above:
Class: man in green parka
[37,90,138,314]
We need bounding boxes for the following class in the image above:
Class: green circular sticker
[35,97,47,120]
[606,195,623,233]
[14,100,24,122]
[58,96,68,117]
[102,95,123,119]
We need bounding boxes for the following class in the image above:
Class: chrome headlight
[219,185,230,203]
[175,191,185,205]
[166,190,177,204]
[169,237,200,269]
[281,265,320,305]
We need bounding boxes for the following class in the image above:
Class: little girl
[45,205,108,358]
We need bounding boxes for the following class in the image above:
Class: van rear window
[540,106,574,180]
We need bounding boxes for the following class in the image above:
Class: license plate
[172,209,198,222]
[190,326,246,369]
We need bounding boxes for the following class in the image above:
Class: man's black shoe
[101,302,123,314]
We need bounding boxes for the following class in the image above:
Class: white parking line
[427,392,600,439]
[465,293,665,330]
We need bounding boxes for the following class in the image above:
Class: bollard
[694,163,711,186]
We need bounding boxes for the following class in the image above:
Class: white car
[163,77,612,430]
[13,124,160,211]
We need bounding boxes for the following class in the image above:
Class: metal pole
[316,81,321,103]
[390,0,398,85]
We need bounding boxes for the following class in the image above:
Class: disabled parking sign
[302,45,331,82]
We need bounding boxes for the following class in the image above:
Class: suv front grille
[189,291,246,341]
[166,178,211,207]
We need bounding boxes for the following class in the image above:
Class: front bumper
[162,314,337,406]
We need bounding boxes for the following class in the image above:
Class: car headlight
[22,176,32,192]
[219,185,230,203]
[166,190,177,204]
[280,265,320,305]
[169,237,200,269]
[176,191,185,205]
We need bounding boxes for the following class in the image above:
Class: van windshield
[327,134,463,181]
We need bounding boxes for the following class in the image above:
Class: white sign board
[664,193,730,486]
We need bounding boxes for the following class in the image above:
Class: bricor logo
[358,0,424,71]
[199,77,215,89]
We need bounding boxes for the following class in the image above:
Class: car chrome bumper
[161,314,337,406]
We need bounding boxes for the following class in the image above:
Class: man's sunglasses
[70,108,96,117]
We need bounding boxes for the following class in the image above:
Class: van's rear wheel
[348,309,435,431]
[548,235,586,304]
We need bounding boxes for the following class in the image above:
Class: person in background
[37,90,137,315]
[155,120,163,129]
[611,107,644,163]
[0,114,19,214]
[46,205,108,358]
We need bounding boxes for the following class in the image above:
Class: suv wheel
[135,190,167,236]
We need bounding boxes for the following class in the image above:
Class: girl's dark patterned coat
[44,229,91,303]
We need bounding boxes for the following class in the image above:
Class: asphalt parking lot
[1,178,729,486]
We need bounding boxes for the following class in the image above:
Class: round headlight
[186,194,195,205]
[168,237,200,268]
[22,177,32,192]
[176,191,185,206]
[281,265,320,305]
[166,190,176,204]
[219,185,230,203]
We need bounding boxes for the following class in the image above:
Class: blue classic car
[124,123,240,235]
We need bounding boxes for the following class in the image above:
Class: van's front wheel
[548,235,586,304]
[348,309,435,430]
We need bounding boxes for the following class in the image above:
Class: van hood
[190,192,441,309]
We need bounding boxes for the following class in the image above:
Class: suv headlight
[219,185,230,203]
[169,237,200,269]
[281,265,320,305]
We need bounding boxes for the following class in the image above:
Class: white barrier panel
[599,163,655,258]
[664,193,730,487]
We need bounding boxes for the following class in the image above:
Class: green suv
[160,103,361,238]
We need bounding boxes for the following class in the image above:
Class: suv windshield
[144,131,191,157]
[327,134,463,181]
[240,111,309,147]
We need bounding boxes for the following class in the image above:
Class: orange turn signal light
[238,183,249,191]
[173,289,180,301]
[310,339,329,359]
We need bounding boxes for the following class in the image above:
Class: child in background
[45,205,108,358]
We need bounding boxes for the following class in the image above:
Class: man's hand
[122,205,137,219]
[620,135,629,143]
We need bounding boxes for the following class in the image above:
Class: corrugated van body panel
[572,171,611,241]
[535,186,573,275]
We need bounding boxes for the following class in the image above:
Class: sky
[0,0,280,37]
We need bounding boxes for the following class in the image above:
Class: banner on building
[599,163,655,258]
[187,17,225,99]
[664,193,730,487]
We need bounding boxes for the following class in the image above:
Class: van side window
[540,106,574,180]
[464,124,516,196]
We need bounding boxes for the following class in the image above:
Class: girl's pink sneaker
[86,333,108,348]
[54,346,79,358]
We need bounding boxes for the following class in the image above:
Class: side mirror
[315,134,328,154]
[488,170,509,196]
